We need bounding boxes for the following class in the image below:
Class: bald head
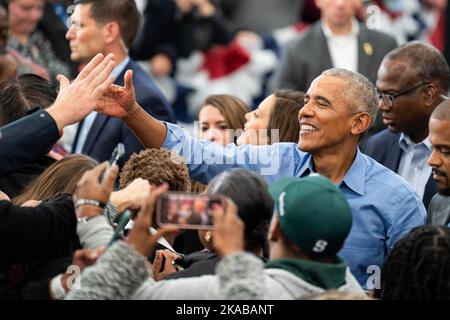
[431,99,450,121]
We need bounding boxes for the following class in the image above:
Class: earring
[204,231,212,242]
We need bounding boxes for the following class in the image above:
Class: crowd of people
[0,0,450,301]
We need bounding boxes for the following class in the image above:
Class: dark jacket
[0,193,78,273]
[0,155,56,198]
[72,60,176,166]
[131,0,232,65]
[165,250,268,280]
[362,129,437,209]
[0,256,72,300]
[273,21,398,92]
[0,194,79,300]
[0,110,59,178]
[165,250,220,280]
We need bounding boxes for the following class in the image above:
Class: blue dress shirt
[397,133,432,200]
[162,122,427,287]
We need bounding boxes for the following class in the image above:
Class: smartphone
[99,143,125,183]
[108,209,132,247]
[156,193,227,230]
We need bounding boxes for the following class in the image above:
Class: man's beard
[438,187,450,196]
[433,168,450,196]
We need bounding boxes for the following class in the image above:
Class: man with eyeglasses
[362,41,449,209]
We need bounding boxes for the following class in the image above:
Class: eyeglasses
[377,82,430,107]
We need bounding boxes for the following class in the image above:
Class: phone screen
[156,193,225,230]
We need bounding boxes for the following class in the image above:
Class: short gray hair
[321,68,378,122]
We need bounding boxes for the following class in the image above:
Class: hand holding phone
[73,161,119,219]
[210,198,244,256]
[156,193,227,230]
[108,209,132,247]
[127,184,180,257]
[99,143,125,183]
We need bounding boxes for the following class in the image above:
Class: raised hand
[73,161,119,219]
[109,178,152,213]
[127,183,179,257]
[96,69,138,119]
[46,53,116,131]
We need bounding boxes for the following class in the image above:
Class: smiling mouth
[300,124,319,133]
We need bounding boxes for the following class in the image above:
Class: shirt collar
[322,18,359,38]
[339,148,366,196]
[111,56,130,80]
[297,149,366,196]
[297,154,315,178]
[399,133,432,152]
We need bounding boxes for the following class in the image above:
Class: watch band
[74,198,107,210]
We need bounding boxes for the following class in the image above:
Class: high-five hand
[96,69,138,119]
[47,53,116,131]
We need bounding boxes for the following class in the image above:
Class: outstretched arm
[96,70,300,184]
[0,53,116,177]
[96,69,167,148]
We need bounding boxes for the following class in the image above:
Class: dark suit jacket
[0,155,56,198]
[273,21,398,91]
[72,60,177,166]
[362,130,437,209]
[0,110,59,179]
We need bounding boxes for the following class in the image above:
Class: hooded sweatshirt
[66,241,365,300]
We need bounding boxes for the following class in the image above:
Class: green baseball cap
[269,174,352,257]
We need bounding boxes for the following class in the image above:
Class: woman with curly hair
[119,148,196,253]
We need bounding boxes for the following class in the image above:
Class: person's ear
[350,112,371,136]
[103,21,120,45]
[423,83,439,109]
[268,216,281,242]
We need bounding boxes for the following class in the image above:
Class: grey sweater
[427,194,450,226]
[76,202,117,249]
[66,241,365,300]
